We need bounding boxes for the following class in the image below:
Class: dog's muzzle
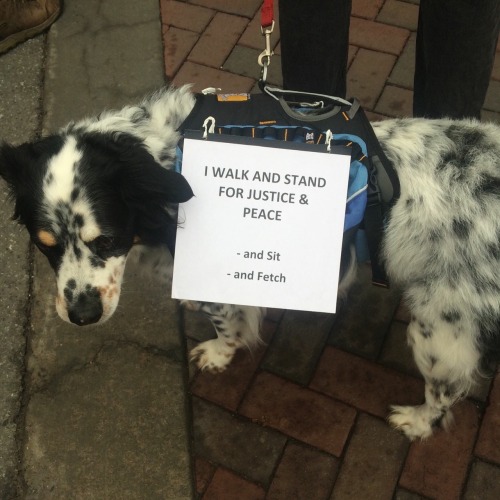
[67,287,103,326]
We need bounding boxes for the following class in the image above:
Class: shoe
[0,0,61,54]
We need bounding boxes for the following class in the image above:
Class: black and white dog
[1,86,499,440]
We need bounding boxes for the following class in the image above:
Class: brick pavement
[161,1,500,498]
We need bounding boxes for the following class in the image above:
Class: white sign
[172,137,351,313]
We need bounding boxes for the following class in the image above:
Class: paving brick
[349,17,410,55]
[240,371,357,457]
[189,0,262,18]
[399,400,480,499]
[192,397,286,485]
[203,467,266,500]
[376,0,419,31]
[347,45,359,71]
[195,457,216,497]
[352,0,385,20]
[365,110,390,121]
[379,320,419,377]
[388,32,416,89]
[190,320,276,411]
[186,338,198,380]
[475,370,500,465]
[393,489,427,500]
[469,376,493,403]
[262,309,335,385]
[173,61,256,93]
[163,26,199,79]
[484,79,500,113]
[238,4,281,51]
[493,54,500,81]
[482,109,500,124]
[327,264,400,359]
[375,84,413,117]
[267,442,338,500]
[224,45,283,87]
[394,301,411,323]
[347,48,397,109]
[331,413,409,500]
[273,40,281,56]
[464,460,500,500]
[189,13,249,68]
[183,308,216,344]
[310,347,424,418]
[161,0,214,33]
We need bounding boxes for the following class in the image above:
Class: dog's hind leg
[389,313,480,440]
[184,301,265,372]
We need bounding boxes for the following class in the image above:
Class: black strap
[355,109,399,287]
[363,196,389,287]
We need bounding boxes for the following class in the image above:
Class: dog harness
[177,87,400,286]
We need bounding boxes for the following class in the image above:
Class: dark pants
[279,0,500,119]
[279,0,352,98]
[414,0,500,118]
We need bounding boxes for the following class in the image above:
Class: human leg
[413,0,500,118]
[279,0,352,97]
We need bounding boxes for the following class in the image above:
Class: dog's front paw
[389,405,437,440]
[190,339,235,373]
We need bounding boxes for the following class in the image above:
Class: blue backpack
[177,87,399,285]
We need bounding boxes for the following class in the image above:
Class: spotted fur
[373,118,500,439]
[1,87,499,441]
[0,86,265,375]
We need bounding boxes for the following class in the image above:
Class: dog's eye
[92,236,116,253]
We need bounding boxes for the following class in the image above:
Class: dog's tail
[145,85,196,133]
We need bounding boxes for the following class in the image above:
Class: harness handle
[262,85,352,108]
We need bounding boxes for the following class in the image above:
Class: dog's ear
[0,136,64,195]
[82,132,194,205]
[120,159,194,206]
[0,141,33,194]
[0,138,61,223]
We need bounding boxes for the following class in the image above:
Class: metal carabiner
[257,20,274,69]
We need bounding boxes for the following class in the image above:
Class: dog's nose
[67,290,103,326]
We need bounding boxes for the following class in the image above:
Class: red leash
[261,0,274,28]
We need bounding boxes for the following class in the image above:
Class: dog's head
[0,132,193,326]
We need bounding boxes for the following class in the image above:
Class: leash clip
[258,20,274,84]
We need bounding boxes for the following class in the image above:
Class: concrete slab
[24,343,191,499]
[0,0,193,496]
[0,33,46,498]
[43,0,166,131]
